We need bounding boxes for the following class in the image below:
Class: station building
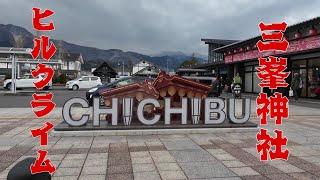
[202,17,320,98]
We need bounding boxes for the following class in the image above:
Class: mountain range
[0,24,206,71]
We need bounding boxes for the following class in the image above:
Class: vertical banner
[256,22,290,161]
[29,7,57,175]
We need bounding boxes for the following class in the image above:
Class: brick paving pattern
[0,103,319,179]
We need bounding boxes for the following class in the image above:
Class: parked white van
[66,76,102,90]
[3,74,52,90]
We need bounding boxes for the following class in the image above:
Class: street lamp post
[11,54,17,94]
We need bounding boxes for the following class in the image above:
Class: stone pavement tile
[233,154,265,166]
[0,146,11,151]
[131,156,153,164]
[133,163,156,172]
[241,175,269,180]
[222,160,246,168]
[78,174,105,180]
[130,151,149,158]
[287,141,301,146]
[179,161,236,179]
[233,142,256,148]
[250,165,284,175]
[229,167,259,176]
[48,154,64,161]
[53,167,82,176]
[108,153,131,165]
[4,145,33,156]
[300,156,320,164]
[159,170,187,180]
[107,164,132,174]
[270,163,305,173]
[218,143,237,150]
[48,148,69,155]
[84,158,107,167]
[0,170,9,179]
[51,160,62,168]
[295,163,320,172]
[288,172,320,180]
[52,176,78,180]
[145,141,163,146]
[134,171,161,180]
[308,169,320,177]
[226,139,244,144]
[68,148,89,154]
[24,149,36,156]
[170,150,216,162]
[211,153,236,161]
[207,148,228,155]
[155,162,181,171]
[210,139,226,145]
[109,143,128,153]
[89,147,108,153]
[64,153,86,160]
[148,145,167,151]
[265,173,295,180]
[87,153,108,160]
[0,154,20,163]
[128,142,145,147]
[287,155,310,165]
[106,173,133,180]
[162,140,201,150]
[60,159,85,167]
[81,166,106,175]
[199,144,218,149]
[150,151,175,163]
[129,146,148,152]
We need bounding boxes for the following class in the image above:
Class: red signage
[255,22,290,161]
[225,35,320,63]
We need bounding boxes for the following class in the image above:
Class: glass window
[308,65,320,98]
[82,77,90,81]
[91,77,98,81]
[0,63,7,68]
[245,72,252,92]
[292,60,307,69]
[308,58,320,67]
[245,66,253,72]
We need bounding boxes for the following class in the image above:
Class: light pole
[122,61,124,76]
[11,54,17,94]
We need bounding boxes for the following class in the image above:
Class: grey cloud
[0,0,319,55]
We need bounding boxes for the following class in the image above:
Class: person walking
[291,73,301,101]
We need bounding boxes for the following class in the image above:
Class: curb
[51,127,259,137]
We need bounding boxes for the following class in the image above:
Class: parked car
[86,76,154,106]
[3,74,52,90]
[66,76,102,90]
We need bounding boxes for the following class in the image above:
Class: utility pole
[122,61,124,76]
[11,54,17,94]
[166,58,169,72]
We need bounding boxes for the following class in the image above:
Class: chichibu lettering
[62,97,251,127]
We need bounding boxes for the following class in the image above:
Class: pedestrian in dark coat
[291,73,300,101]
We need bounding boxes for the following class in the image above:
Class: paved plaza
[0,100,319,179]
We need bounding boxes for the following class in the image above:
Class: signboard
[225,35,320,63]
[57,72,255,131]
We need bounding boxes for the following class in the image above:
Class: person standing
[209,74,221,97]
[291,73,300,101]
[232,73,242,92]
[233,73,242,86]
[298,74,304,97]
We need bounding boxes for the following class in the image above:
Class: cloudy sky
[0,0,319,55]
